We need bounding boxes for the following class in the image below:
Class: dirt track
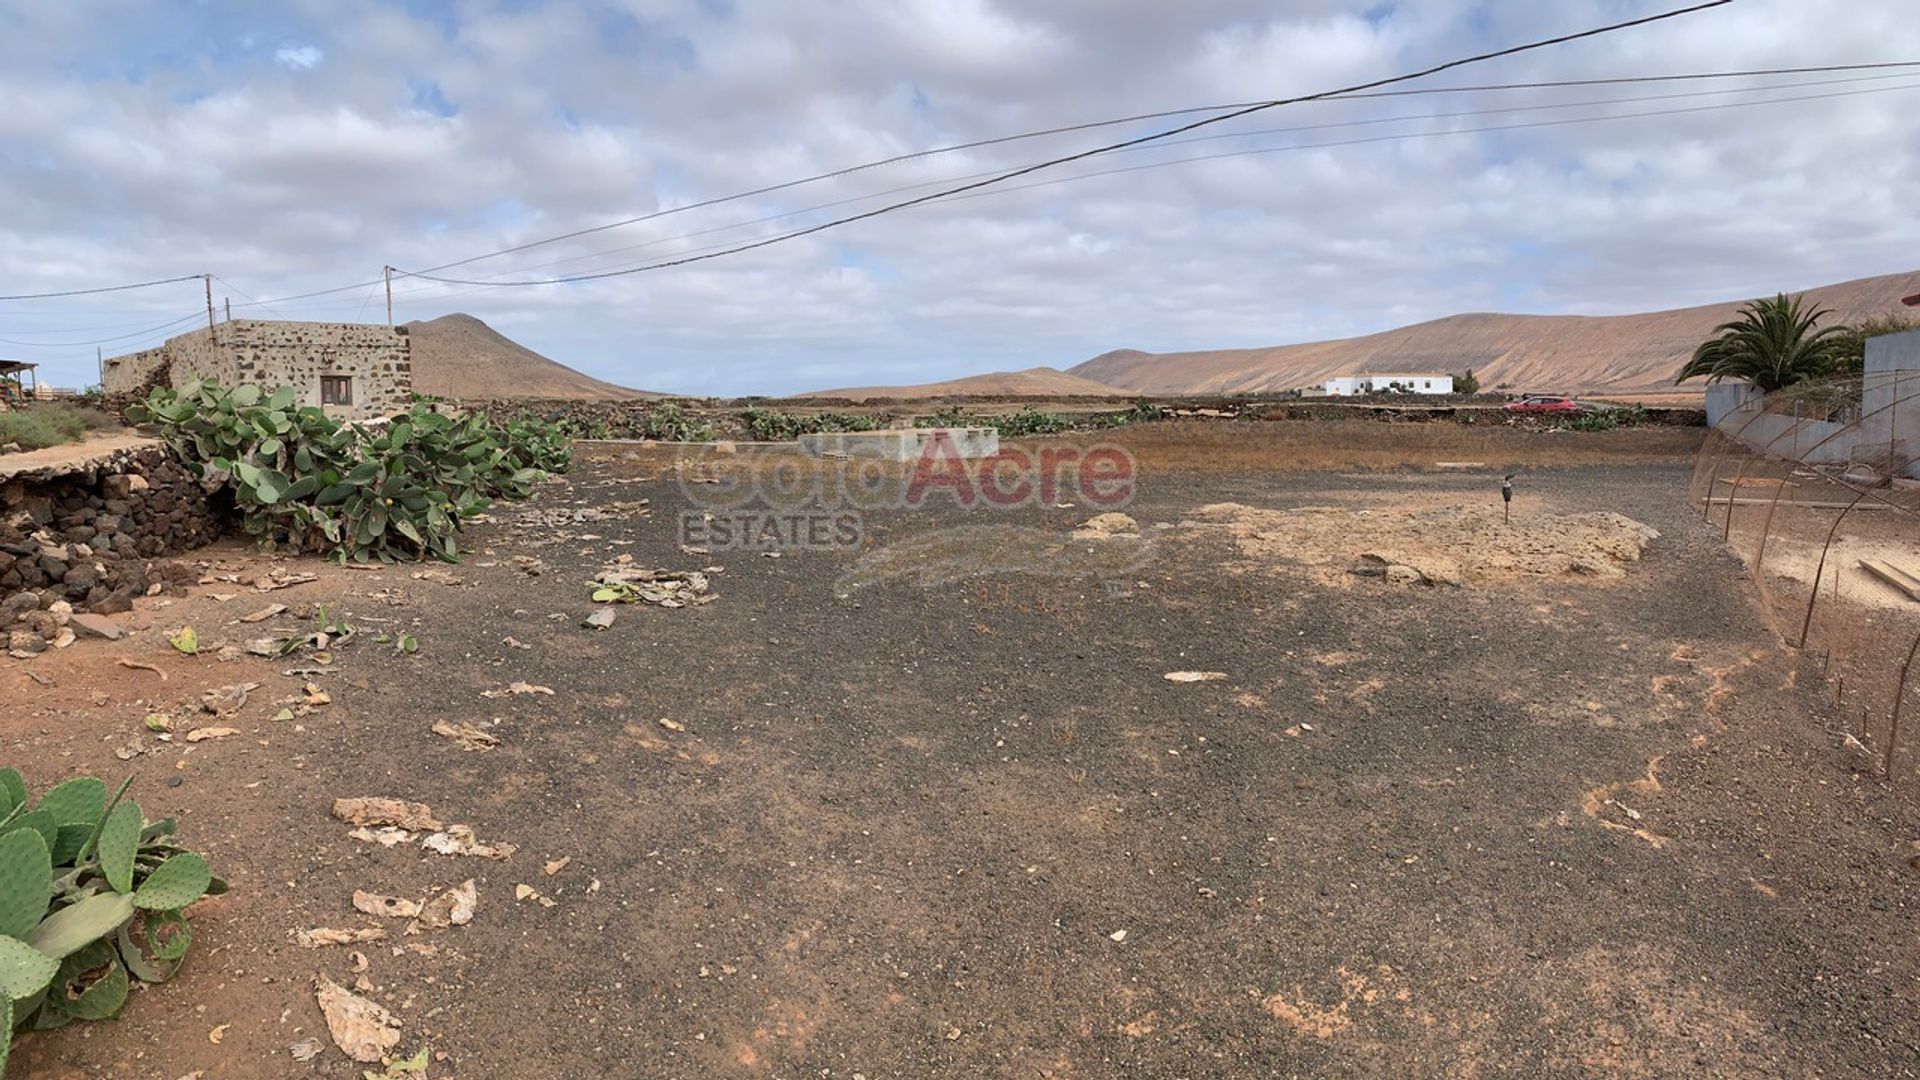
[4,427,1917,1078]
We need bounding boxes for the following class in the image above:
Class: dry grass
[1098,419,1704,474]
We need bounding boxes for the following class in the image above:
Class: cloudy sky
[1,0,1917,395]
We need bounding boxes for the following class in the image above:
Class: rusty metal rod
[1797,487,1872,649]
[1887,632,1920,782]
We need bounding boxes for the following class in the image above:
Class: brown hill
[404,313,652,400]
[1070,270,1920,396]
[808,366,1125,399]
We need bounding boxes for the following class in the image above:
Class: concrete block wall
[1708,328,1920,478]
[103,320,412,421]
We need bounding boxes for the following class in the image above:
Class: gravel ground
[4,436,1917,1079]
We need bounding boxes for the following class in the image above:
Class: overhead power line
[237,56,1920,312]
[0,310,205,348]
[393,0,1741,288]
[363,73,1920,295]
[406,57,1920,279]
[0,274,205,302]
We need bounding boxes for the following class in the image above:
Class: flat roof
[0,360,37,375]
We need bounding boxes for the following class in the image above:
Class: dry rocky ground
[2,423,1916,1079]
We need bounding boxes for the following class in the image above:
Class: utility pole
[225,297,232,323]
[96,346,103,391]
[383,266,393,328]
[203,274,215,334]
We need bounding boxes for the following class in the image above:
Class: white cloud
[0,0,1916,393]
[274,44,324,70]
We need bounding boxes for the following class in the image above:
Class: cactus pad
[0,828,52,940]
[34,778,106,827]
[48,824,91,867]
[0,768,24,815]
[51,941,129,1021]
[1,808,56,854]
[96,802,142,895]
[0,935,58,1002]
[26,892,135,960]
[133,853,211,912]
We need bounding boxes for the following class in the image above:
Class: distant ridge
[404,313,653,400]
[805,365,1125,399]
[1069,269,1920,396]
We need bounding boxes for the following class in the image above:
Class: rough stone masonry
[1,444,223,654]
[102,319,413,421]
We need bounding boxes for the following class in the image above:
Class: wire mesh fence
[1689,370,1920,785]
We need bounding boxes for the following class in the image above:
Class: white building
[1319,373,1454,397]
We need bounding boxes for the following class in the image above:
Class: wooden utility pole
[225,297,232,323]
[203,274,215,333]
[384,266,393,328]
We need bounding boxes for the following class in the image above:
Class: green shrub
[640,403,714,442]
[0,768,221,1069]
[0,403,108,451]
[127,381,571,563]
[741,408,886,440]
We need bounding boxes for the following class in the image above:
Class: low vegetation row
[128,381,572,563]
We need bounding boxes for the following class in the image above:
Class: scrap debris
[482,681,554,698]
[353,891,424,919]
[333,798,445,832]
[1164,671,1228,683]
[202,681,260,717]
[412,879,478,930]
[115,659,167,680]
[431,721,500,752]
[314,974,402,1063]
[422,825,516,860]
[589,567,716,608]
[292,926,388,948]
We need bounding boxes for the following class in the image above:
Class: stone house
[103,319,413,420]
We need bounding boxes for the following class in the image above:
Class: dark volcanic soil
[4,429,1917,1079]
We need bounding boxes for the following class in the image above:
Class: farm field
[4,421,1917,1079]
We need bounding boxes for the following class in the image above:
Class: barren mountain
[1070,270,1920,396]
[809,366,1125,399]
[404,313,653,400]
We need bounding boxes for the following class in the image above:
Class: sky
[1,0,1917,395]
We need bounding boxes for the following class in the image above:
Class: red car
[1503,394,1581,414]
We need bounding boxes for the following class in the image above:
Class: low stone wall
[1,444,224,647]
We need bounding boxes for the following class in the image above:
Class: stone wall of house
[1,445,223,652]
[101,320,413,421]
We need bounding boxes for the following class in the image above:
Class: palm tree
[1675,293,1850,392]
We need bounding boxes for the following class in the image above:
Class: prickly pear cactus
[0,831,52,940]
[95,803,141,896]
[0,770,220,1074]
[132,853,211,912]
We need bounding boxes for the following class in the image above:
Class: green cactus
[94,803,141,896]
[33,779,104,827]
[47,942,128,1022]
[0,937,57,1003]
[132,853,211,912]
[0,812,54,859]
[46,826,90,868]
[26,893,134,960]
[1,771,215,1062]
[0,831,52,941]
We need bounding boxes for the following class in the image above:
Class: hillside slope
[404,314,652,400]
[808,366,1125,399]
[1071,270,1920,395]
